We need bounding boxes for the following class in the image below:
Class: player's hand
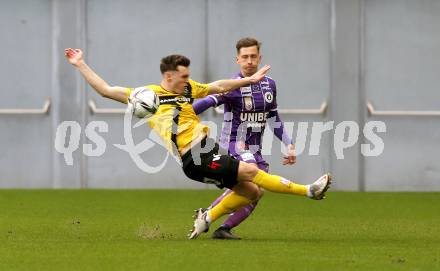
[282,144,296,165]
[248,65,271,83]
[64,48,84,66]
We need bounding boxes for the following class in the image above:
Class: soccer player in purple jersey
[192,37,297,239]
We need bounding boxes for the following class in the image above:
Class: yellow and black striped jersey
[126,79,209,155]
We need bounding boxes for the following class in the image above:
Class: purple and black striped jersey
[193,72,292,162]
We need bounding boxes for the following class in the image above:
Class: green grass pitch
[1,190,439,270]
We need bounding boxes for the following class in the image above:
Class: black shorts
[181,137,240,189]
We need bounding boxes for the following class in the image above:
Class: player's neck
[160,80,179,94]
[240,70,256,78]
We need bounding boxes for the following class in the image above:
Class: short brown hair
[160,54,190,74]
[236,37,261,54]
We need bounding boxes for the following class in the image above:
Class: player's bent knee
[237,162,259,182]
[247,186,261,202]
[241,192,259,202]
[257,188,265,200]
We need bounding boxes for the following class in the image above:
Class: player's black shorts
[181,137,240,189]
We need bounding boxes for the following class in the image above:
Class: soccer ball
[129,87,160,118]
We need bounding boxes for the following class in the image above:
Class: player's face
[236,46,261,77]
[167,66,190,94]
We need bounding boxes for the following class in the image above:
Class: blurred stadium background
[2,1,440,270]
[1,0,439,191]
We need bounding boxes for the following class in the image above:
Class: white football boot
[188,208,210,239]
[308,173,332,200]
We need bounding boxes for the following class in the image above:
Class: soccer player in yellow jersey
[65,48,332,240]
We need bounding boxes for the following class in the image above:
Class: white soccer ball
[129,87,160,118]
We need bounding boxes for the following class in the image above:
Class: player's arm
[64,48,128,104]
[192,95,225,115]
[268,110,296,165]
[207,65,270,94]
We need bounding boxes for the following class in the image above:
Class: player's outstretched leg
[238,162,332,199]
[188,173,332,239]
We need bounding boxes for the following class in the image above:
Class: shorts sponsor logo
[208,161,221,170]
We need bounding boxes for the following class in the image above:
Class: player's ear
[235,55,239,64]
[163,71,172,82]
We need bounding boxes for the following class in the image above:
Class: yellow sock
[251,170,309,196]
[208,192,252,223]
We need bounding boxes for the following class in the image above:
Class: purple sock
[222,200,259,229]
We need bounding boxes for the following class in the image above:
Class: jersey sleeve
[268,110,294,146]
[189,79,209,98]
[271,79,278,109]
[267,80,293,146]
[192,94,225,115]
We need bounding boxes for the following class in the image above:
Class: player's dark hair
[160,54,191,74]
[236,37,261,54]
